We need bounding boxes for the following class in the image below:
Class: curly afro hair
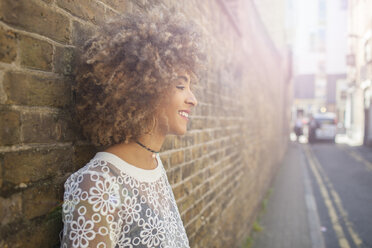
[74,7,205,147]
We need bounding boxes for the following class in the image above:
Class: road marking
[338,146,372,171]
[303,145,350,248]
[303,145,363,248]
[301,146,326,248]
[329,186,363,247]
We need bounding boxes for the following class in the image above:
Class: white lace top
[60,152,189,248]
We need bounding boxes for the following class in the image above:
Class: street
[251,141,372,248]
[304,142,372,248]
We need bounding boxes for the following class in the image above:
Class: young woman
[60,8,204,248]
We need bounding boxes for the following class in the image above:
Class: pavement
[251,142,325,248]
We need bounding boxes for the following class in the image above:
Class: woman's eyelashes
[176,85,185,90]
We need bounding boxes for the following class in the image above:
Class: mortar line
[0,21,75,48]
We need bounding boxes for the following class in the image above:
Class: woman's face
[156,71,198,136]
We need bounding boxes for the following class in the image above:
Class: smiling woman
[157,71,198,136]
[60,6,204,248]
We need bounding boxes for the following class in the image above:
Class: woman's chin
[172,127,187,136]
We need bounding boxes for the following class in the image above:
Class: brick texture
[0,26,17,63]
[56,0,106,24]
[3,147,72,186]
[19,35,53,71]
[3,71,71,107]
[0,106,20,146]
[21,111,76,143]
[54,46,75,76]
[0,0,70,43]
[0,0,291,247]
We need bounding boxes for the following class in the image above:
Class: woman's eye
[176,85,185,90]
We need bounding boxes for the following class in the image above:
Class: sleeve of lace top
[60,169,123,248]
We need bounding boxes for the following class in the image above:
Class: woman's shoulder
[64,153,118,186]
[94,152,166,183]
[65,151,167,190]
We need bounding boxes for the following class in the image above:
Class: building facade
[346,0,372,145]
[292,0,347,124]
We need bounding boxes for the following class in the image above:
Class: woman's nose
[186,91,198,107]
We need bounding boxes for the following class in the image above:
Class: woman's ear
[150,115,158,133]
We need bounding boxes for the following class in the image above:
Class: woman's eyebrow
[177,76,189,83]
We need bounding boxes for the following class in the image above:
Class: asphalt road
[304,142,372,248]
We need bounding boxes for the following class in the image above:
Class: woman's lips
[178,110,190,120]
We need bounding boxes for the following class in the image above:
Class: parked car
[308,112,337,143]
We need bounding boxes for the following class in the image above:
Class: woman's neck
[137,132,165,153]
[104,132,166,170]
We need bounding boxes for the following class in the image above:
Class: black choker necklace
[135,141,160,157]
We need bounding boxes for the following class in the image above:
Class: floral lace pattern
[61,153,189,248]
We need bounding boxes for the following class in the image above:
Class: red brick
[3,71,71,107]
[0,0,70,43]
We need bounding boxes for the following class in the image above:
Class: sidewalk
[251,142,324,248]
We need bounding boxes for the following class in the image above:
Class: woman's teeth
[179,111,189,118]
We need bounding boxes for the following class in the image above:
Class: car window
[316,118,335,125]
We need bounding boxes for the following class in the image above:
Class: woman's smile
[156,71,197,135]
[178,110,190,120]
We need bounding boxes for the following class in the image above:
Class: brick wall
[0,0,291,247]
